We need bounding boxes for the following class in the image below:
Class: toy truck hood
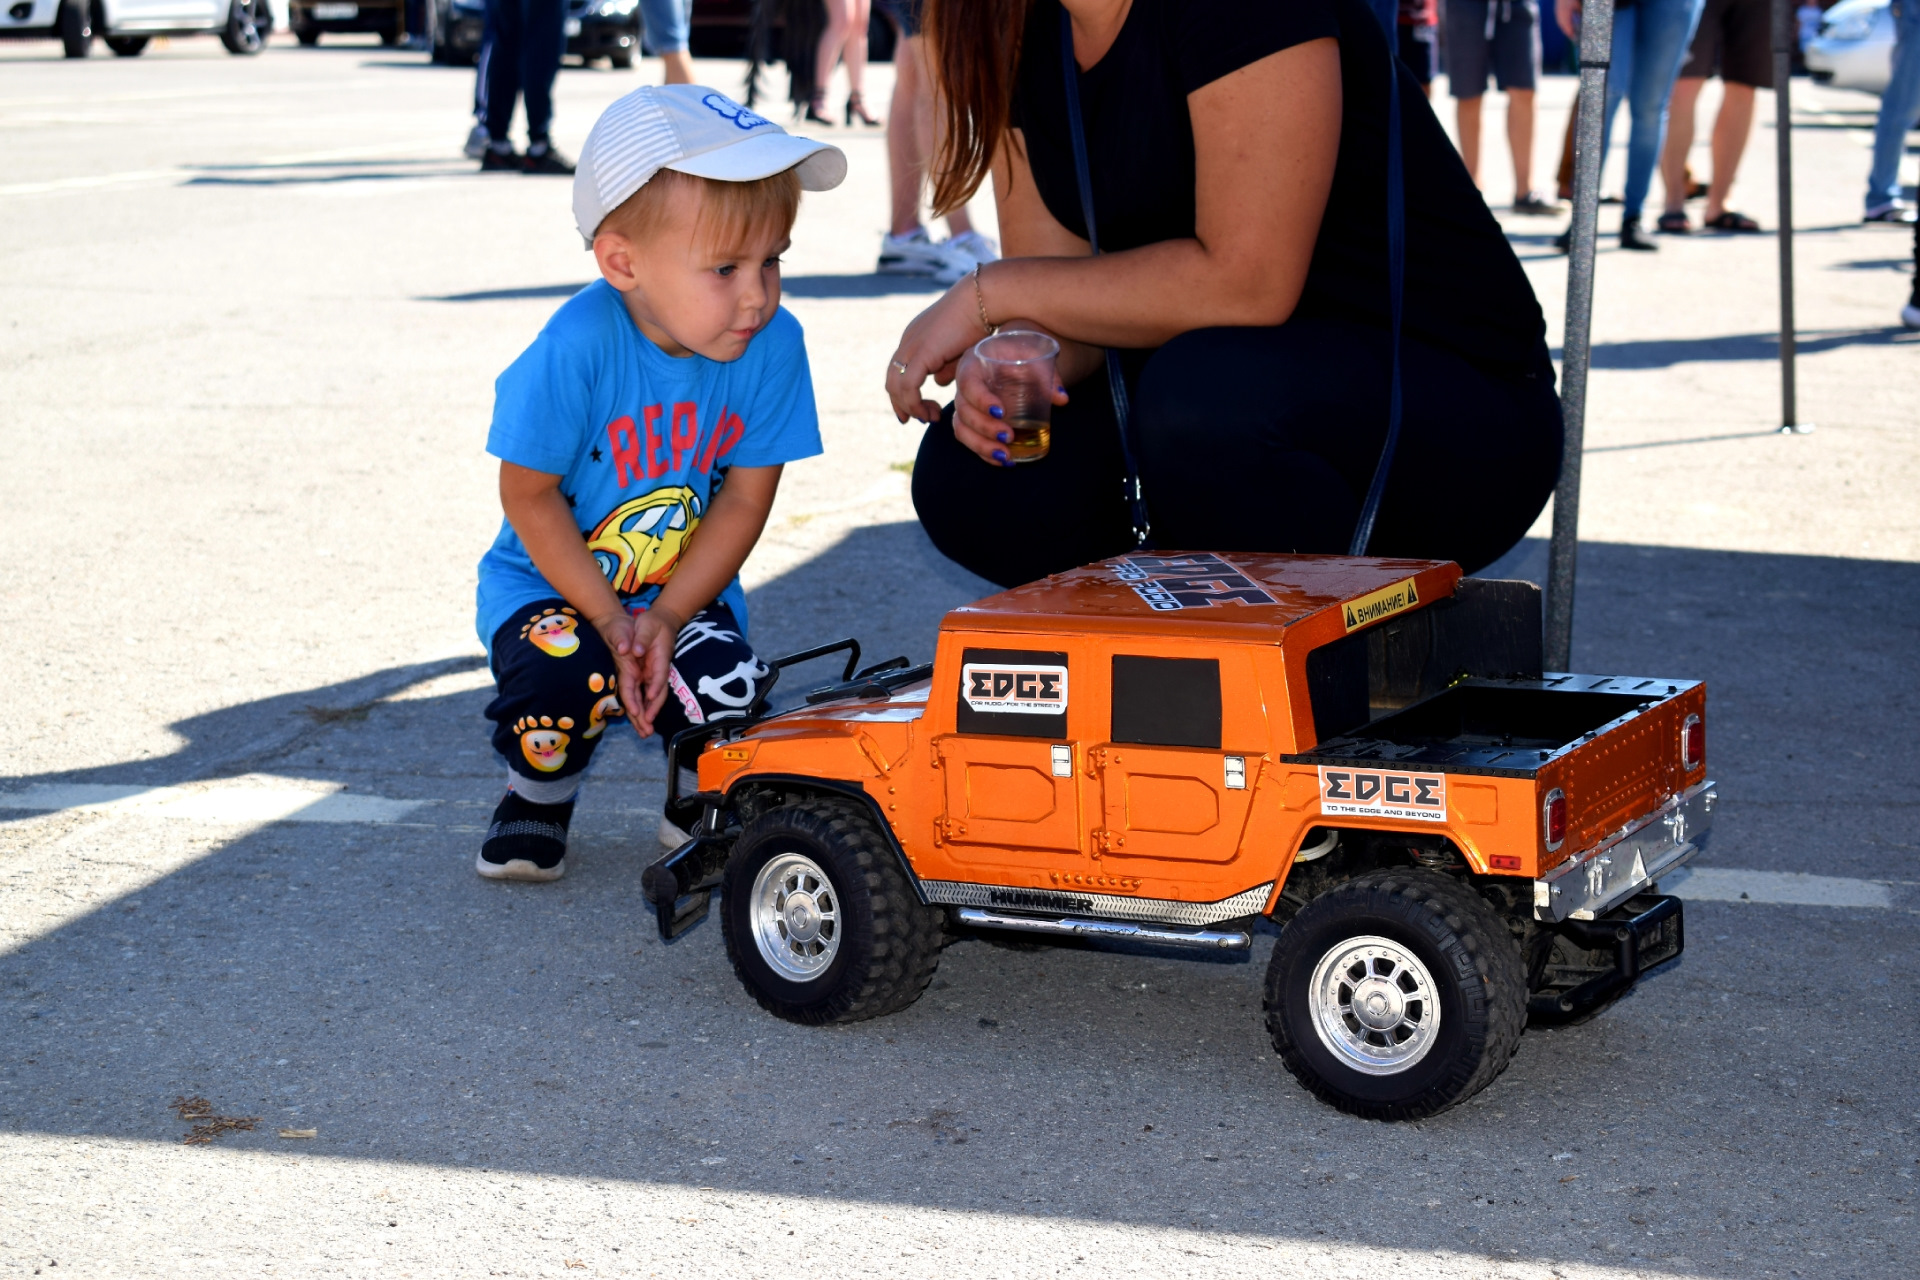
[944,552,1460,645]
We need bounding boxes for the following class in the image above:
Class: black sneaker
[476,792,575,882]
[480,146,521,173]
[522,144,575,176]
[1619,216,1658,251]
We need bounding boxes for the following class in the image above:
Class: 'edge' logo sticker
[962,664,1068,715]
[1341,577,1421,632]
[1109,553,1279,611]
[1318,766,1447,823]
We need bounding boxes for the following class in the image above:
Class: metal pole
[1772,0,1813,432]
[1545,0,1615,673]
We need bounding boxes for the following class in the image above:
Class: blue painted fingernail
[988,405,1003,419]
[1056,385,1066,394]
[992,449,1008,464]
[997,431,1009,443]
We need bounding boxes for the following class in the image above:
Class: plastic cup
[972,329,1060,463]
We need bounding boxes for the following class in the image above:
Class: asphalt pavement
[1,33,1917,1280]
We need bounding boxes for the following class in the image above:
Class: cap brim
[667,134,847,192]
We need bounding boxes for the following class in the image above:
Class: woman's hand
[1555,0,1580,40]
[948,343,1070,467]
[885,274,991,426]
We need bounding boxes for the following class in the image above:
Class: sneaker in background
[1903,302,1920,329]
[522,143,575,176]
[464,123,489,160]
[1511,193,1563,216]
[480,144,521,173]
[1863,202,1917,224]
[945,229,1000,266]
[476,792,575,881]
[878,227,972,285]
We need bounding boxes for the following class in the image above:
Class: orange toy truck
[643,552,1712,1120]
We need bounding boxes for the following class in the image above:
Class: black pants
[911,315,1564,586]
[484,599,770,802]
[484,0,564,146]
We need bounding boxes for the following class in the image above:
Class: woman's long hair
[923,0,1034,217]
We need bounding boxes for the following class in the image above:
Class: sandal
[1703,210,1761,233]
[1656,211,1691,234]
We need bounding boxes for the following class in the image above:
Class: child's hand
[593,606,680,738]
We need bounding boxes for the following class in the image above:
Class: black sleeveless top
[1009,0,1552,381]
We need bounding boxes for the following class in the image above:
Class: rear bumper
[1534,780,1715,922]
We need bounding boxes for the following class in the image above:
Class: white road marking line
[1663,866,1894,909]
[0,777,423,825]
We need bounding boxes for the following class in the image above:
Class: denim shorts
[1444,0,1542,97]
[638,0,690,54]
[875,0,923,37]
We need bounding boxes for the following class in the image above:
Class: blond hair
[597,166,802,255]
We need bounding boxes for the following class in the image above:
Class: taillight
[1543,789,1567,851]
[1681,714,1704,771]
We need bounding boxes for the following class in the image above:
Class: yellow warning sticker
[1342,577,1421,632]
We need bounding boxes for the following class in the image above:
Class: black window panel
[955,647,1069,739]
[1111,655,1221,749]
[1306,631,1370,742]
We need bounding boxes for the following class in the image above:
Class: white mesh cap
[572,85,847,247]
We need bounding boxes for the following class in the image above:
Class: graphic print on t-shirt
[587,486,701,595]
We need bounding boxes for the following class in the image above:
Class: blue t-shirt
[475,280,823,651]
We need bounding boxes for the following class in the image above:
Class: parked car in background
[290,0,404,45]
[428,0,636,65]
[1804,0,1896,94]
[1,0,281,55]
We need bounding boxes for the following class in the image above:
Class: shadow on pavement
[2,532,1914,1275]
[1549,324,1920,369]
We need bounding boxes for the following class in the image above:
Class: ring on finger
[890,360,909,376]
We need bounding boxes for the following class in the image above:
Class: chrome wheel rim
[750,852,841,981]
[1308,935,1442,1075]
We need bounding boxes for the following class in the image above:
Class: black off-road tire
[1264,869,1527,1121]
[721,797,944,1025]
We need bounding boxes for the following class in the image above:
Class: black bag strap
[1347,19,1408,555]
[1059,6,1152,549]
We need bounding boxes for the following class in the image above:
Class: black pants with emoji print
[484,598,771,803]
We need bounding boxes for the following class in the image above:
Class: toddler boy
[474,85,846,882]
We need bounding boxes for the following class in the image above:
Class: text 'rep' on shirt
[475,279,823,651]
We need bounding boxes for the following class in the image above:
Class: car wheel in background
[106,34,149,54]
[220,0,268,52]
[58,0,93,56]
[609,48,632,68]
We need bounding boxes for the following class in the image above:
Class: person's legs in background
[1491,0,1553,210]
[465,0,497,158]
[1396,16,1439,100]
[1865,0,1920,221]
[519,0,572,172]
[1903,217,1920,324]
[812,0,877,125]
[637,0,693,83]
[482,0,526,169]
[1445,0,1496,184]
[1659,75,1707,228]
[1616,0,1707,246]
[878,20,995,282]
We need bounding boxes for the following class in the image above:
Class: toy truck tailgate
[1286,674,1713,922]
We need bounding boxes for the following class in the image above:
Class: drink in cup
[972,329,1060,463]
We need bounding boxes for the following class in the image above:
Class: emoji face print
[514,715,574,772]
[520,607,581,658]
[582,671,624,740]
